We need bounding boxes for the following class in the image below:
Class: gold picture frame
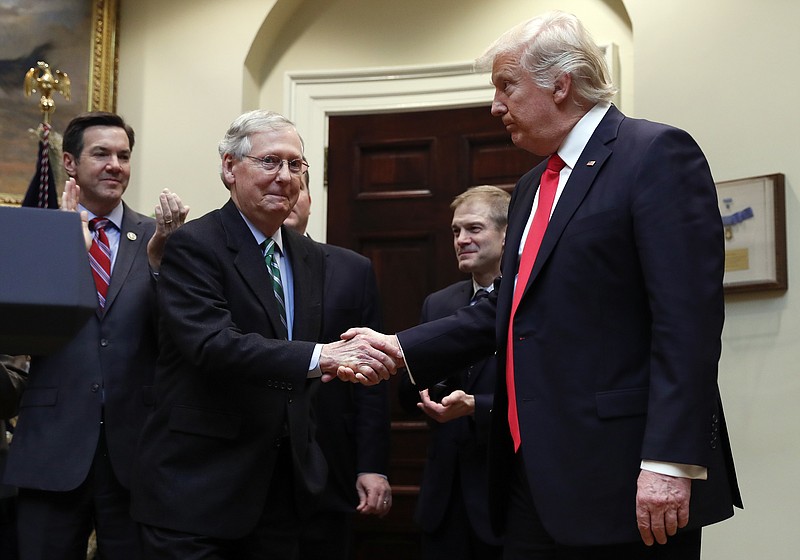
[0,0,119,206]
[89,0,120,112]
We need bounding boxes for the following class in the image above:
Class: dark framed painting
[0,0,118,205]
[718,173,787,294]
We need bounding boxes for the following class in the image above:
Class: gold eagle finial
[24,61,71,124]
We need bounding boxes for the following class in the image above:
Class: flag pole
[22,61,71,208]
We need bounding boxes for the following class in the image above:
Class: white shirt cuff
[307,344,323,378]
[641,460,708,480]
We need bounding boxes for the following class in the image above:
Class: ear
[222,154,237,185]
[552,72,572,105]
[63,152,77,177]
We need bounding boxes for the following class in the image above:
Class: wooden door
[326,105,543,559]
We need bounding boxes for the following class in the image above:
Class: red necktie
[506,154,565,451]
[89,217,112,309]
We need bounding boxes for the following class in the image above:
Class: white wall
[625,1,800,557]
[117,0,276,218]
[117,0,799,557]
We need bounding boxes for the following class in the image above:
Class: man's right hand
[319,332,402,384]
[332,328,405,384]
[60,178,91,250]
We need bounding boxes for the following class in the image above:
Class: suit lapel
[517,106,624,302]
[102,203,147,317]
[283,227,324,342]
[496,168,542,334]
[221,201,288,339]
[454,281,489,392]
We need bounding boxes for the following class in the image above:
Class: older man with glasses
[130,110,399,559]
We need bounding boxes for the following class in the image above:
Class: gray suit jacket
[4,203,158,492]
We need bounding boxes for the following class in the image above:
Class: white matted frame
[718,173,787,294]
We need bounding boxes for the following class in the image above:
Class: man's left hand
[636,470,691,546]
[147,188,190,270]
[418,388,474,423]
[355,473,392,518]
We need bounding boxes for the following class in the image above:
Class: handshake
[319,328,404,385]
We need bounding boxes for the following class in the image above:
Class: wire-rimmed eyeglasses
[245,154,309,175]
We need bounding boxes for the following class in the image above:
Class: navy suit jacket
[130,199,327,539]
[312,243,390,513]
[399,280,500,544]
[397,106,742,546]
[5,203,158,492]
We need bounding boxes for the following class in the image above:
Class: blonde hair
[475,11,617,107]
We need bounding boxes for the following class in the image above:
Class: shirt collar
[239,210,285,255]
[471,279,494,295]
[80,201,123,230]
[557,102,611,170]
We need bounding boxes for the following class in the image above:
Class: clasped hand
[319,328,404,384]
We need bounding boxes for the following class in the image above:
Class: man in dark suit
[0,354,26,560]
[285,172,392,560]
[3,112,189,560]
[341,11,742,559]
[399,185,509,560]
[130,110,396,559]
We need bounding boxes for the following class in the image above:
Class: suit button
[287,398,293,404]
[100,339,109,347]
[90,383,100,393]
[274,437,283,448]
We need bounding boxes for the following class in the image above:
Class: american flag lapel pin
[586,160,596,167]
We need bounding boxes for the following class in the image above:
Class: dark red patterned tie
[89,217,112,309]
[506,154,565,451]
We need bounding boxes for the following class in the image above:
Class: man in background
[4,112,189,560]
[0,354,26,560]
[399,185,507,560]
[285,171,392,560]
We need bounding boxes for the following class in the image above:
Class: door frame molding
[285,45,617,239]
[284,62,492,240]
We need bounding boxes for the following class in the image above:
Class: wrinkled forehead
[249,128,303,156]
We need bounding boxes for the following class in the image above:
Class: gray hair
[475,11,617,107]
[218,110,304,160]
[217,110,304,187]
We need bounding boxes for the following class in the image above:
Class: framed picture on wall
[0,0,119,205]
[717,173,787,294]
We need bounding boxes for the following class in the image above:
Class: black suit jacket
[130,199,328,539]
[0,355,26,501]
[397,106,742,546]
[399,280,499,544]
[5,203,158,492]
[312,243,389,513]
